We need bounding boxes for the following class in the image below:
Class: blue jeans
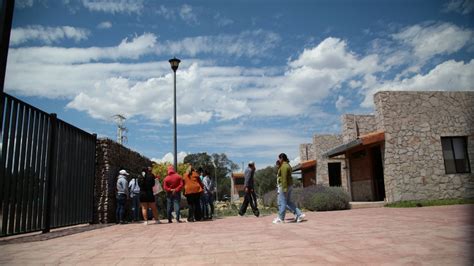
[202,193,213,219]
[278,186,301,220]
[116,193,127,223]
[130,194,140,221]
[167,192,181,221]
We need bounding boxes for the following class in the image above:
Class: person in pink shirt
[163,165,184,223]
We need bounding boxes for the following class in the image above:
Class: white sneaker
[296,213,306,223]
[154,220,161,224]
[143,221,148,225]
[272,217,284,224]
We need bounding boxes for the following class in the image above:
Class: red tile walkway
[0,204,472,265]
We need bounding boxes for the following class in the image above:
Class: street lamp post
[212,161,218,202]
[169,57,181,171]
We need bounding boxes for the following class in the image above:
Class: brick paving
[0,204,472,265]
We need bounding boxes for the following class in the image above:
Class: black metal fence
[0,93,96,237]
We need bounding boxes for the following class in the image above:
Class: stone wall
[374,91,474,202]
[342,114,377,143]
[94,138,152,223]
[313,134,348,190]
[299,143,314,161]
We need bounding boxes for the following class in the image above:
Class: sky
[5,0,474,170]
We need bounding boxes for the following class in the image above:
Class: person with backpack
[128,175,141,222]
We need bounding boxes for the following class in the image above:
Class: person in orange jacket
[183,165,204,222]
[163,165,184,223]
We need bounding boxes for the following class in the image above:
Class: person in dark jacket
[238,161,259,217]
[139,167,160,225]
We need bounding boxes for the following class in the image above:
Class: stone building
[230,172,245,201]
[300,91,474,203]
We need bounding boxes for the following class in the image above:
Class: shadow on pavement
[0,224,113,245]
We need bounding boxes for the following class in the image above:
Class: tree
[183,152,213,170]
[183,152,239,200]
[255,165,278,196]
[152,162,189,180]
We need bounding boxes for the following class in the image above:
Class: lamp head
[169,57,181,72]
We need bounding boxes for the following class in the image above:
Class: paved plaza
[0,204,472,265]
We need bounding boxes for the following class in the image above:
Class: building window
[441,137,471,174]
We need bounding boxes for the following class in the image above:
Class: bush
[262,190,278,208]
[304,187,351,211]
[262,185,351,212]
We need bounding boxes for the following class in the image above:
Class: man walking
[238,161,259,217]
[116,169,129,224]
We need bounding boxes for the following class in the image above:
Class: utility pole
[113,114,127,145]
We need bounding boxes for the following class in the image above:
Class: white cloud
[156,4,198,24]
[179,4,198,25]
[214,13,233,27]
[443,0,474,15]
[97,21,112,29]
[262,37,382,116]
[156,5,174,20]
[63,63,255,124]
[10,25,90,45]
[9,31,277,65]
[16,0,34,8]
[5,23,474,129]
[393,22,473,60]
[335,95,351,111]
[9,33,157,64]
[152,152,188,164]
[82,0,144,14]
[290,156,301,167]
[158,30,280,58]
[361,59,474,107]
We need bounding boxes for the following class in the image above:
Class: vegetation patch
[262,185,351,212]
[385,198,474,208]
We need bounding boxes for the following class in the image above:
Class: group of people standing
[116,166,162,224]
[115,165,216,224]
[117,152,305,225]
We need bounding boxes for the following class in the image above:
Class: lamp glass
[169,58,181,70]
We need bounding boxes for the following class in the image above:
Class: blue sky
[5,0,474,169]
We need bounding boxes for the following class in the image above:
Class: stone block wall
[374,91,474,202]
[313,134,348,190]
[94,138,152,223]
[342,114,377,143]
[299,143,314,161]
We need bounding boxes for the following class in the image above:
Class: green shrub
[262,185,351,211]
[304,187,350,211]
[262,190,278,208]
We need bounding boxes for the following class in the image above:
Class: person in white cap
[238,161,260,217]
[116,169,129,224]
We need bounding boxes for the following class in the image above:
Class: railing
[0,93,96,236]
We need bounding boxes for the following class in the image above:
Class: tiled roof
[323,131,385,158]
